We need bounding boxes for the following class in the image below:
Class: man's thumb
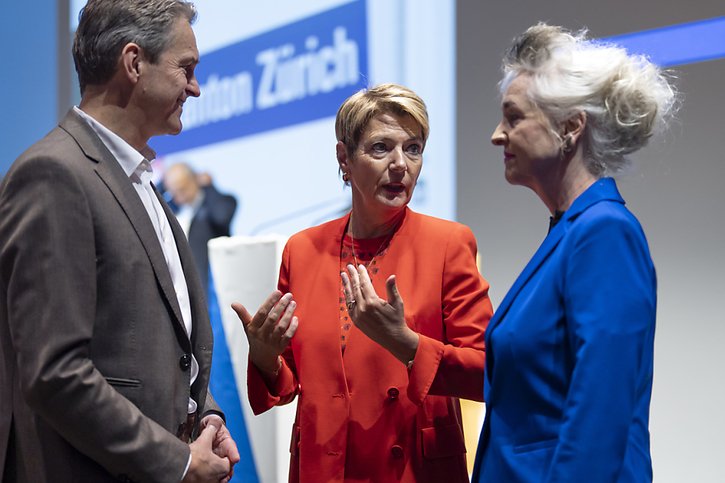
[197,424,218,446]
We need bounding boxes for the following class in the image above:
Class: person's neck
[536,153,596,215]
[349,207,406,239]
[79,89,149,152]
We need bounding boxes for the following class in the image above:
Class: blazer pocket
[421,423,466,459]
[105,377,142,388]
[106,377,142,408]
[513,438,557,454]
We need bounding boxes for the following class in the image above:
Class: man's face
[164,167,199,206]
[136,18,200,139]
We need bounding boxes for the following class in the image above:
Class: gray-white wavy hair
[500,23,677,176]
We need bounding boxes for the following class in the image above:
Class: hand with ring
[340,264,418,365]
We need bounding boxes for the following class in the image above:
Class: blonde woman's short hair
[335,83,430,156]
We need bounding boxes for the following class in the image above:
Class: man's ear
[120,43,142,84]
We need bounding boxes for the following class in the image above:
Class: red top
[339,233,391,352]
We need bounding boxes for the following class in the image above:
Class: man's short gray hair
[72,0,196,94]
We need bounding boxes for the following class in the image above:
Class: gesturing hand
[340,264,418,365]
[231,291,298,377]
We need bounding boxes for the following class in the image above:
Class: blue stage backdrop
[151,1,368,155]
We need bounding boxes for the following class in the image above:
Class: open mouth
[383,183,406,194]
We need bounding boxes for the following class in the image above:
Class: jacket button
[179,354,191,370]
[391,445,404,459]
[387,387,399,400]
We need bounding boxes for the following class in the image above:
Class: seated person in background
[164,163,238,295]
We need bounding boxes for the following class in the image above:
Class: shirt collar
[547,210,565,233]
[73,106,157,183]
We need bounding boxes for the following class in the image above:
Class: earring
[562,134,574,153]
[342,172,350,182]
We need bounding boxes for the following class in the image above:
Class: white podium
[208,235,296,483]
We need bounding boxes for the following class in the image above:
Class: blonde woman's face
[338,112,424,218]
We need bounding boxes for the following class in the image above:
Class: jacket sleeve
[202,391,225,421]
[545,212,656,482]
[0,156,189,483]
[246,241,300,415]
[407,223,493,404]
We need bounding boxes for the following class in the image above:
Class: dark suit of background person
[472,25,676,483]
[0,1,237,482]
[164,163,238,295]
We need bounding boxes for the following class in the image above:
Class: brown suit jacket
[0,110,218,482]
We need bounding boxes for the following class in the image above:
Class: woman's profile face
[491,75,560,189]
[339,112,424,218]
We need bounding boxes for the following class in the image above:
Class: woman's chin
[504,169,527,187]
[384,192,411,205]
[369,196,409,214]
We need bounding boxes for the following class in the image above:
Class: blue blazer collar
[563,177,624,224]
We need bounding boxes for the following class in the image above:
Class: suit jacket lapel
[153,184,209,343]
[323,214,356,381]
[59,110,188,341]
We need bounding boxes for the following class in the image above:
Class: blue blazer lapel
[59,111,190,345]
[486,178,624,341]
[487,221,566,337]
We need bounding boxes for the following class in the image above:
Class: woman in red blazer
[234,84,492,482]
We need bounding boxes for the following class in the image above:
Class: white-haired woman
[471,24,676,482]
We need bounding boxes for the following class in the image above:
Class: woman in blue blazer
[472,24,677,482]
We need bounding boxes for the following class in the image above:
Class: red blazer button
[387,387,399,400]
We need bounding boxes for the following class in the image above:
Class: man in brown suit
[0,1,239,481]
